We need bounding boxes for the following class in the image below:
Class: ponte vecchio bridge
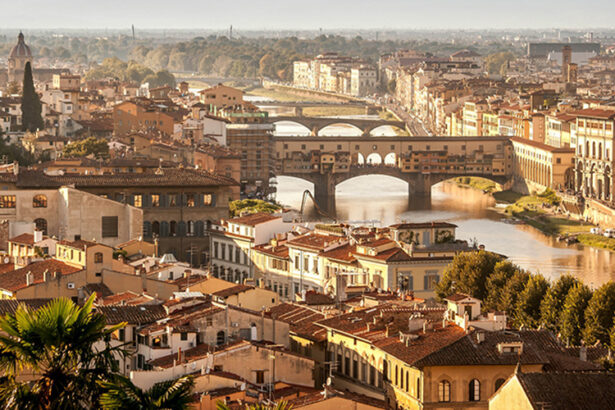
[274,135,514,213]
[268,116,409,136]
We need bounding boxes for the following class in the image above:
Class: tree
[498,269,531,316]
[435,251,504,301]
[99,375,194,410]
[514,274,550,328]
[0,295,125,409]
[540,275,579,332]
[229,199,281,217]
[560,283,592,346]
[62,137,109,159]
[21,62,44,132]
[583,282,615,345]
[484,260,518,311]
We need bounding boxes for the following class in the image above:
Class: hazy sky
[5,0,615,30]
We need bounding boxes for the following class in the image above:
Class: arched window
[216,330,225,346]
[169,221,177,237]
[33,194,47,208]
[34,218,48,235]
[187,220,195,237]
[495,378,506,392]
[469,379,481,401]
[152,221,160,236]
[94,252,103,263]
[438,380,451,402]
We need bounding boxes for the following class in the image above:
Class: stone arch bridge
[274,135,513,213]
[269,116,409,136]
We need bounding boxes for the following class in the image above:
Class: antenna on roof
[131,24,135,41]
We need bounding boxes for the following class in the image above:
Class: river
[269,116,615,287]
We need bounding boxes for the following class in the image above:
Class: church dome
[9,32,32,59]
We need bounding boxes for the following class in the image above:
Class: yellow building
[316,302,598,410]
[511,137,575,192]
[489,371,615,410]
[198,84,244,109]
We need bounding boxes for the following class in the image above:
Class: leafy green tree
[99,375,194,410]
[435,251,504,301]
[583,282,615,345]
[484,260,518,310]
[62,137,109,159]
[513,274,550,328]
[540,275,578,332]
[498,269,531,316]
[21,62,44,132]
[0,295,125,409]
[229,199,281,217]
[560,283,592,346]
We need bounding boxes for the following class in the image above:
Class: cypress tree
[21,61,44,132]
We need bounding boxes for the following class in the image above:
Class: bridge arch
[384,153,396,165]
[366,153,383,164]
[368,124,408,136]
[271,120,312,136]
[317,122,363,136]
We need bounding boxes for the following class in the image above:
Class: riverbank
[452,178,596,238]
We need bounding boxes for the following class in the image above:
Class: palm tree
[99,374,194,409]
[0,295,126,409]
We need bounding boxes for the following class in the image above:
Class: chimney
[43,270,49,282]
[26,272,32,286]
[476,331,485,344]
[579,346,587,362]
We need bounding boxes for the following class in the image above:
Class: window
[168,194,178,207]
[34,218,48,235]
[216,331,225,346]
[186,193,196,207]
[94,252,103,263]
[180,332,188,341]
[438,380,451,402]
[102,216,119,238]
[255,370,265,384]
[469,379,480,401]
[33,194,47,208]
[203,193,213,206]
[170,221,177,237]
[495,378,506,392]
[0,195,16,208]
[133,195,142,208]
[119,328,125,342]
[151,194,160,207]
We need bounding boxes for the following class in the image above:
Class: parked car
[604,229,615,238]
[590,227,603,235]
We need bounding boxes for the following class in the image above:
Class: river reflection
[275,175,615,287]
[271,112,615,286]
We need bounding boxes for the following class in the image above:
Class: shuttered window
[102,216,118,238]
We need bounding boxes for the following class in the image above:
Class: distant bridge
[274,135,513,213]
[269,116,408,136]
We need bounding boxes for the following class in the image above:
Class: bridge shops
[251,222,475,301]
[274,136,513,213]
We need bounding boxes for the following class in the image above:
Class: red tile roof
[229,212,280,226]
[0,259,82,292]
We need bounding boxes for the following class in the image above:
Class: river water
[269,116,615,287]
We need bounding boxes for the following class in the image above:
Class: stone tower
[8,32,33,83]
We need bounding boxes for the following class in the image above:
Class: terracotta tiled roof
[228,212,280,227]
[0,259,82,293]
[95,304,167,325]
[443,293,475,302]
[9,233,36,246]
[57,239,107,251]
[212,284,254,298]
[412,329,600,371]
[253,244,289,259]
[266,303,327,342]
[82,283,114,299]
[302,290,335,306]
[287,389,386,409]
[14,168,237,189]
[286,233,346,252]
[0,299,53,316]
[515,372,615,410]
